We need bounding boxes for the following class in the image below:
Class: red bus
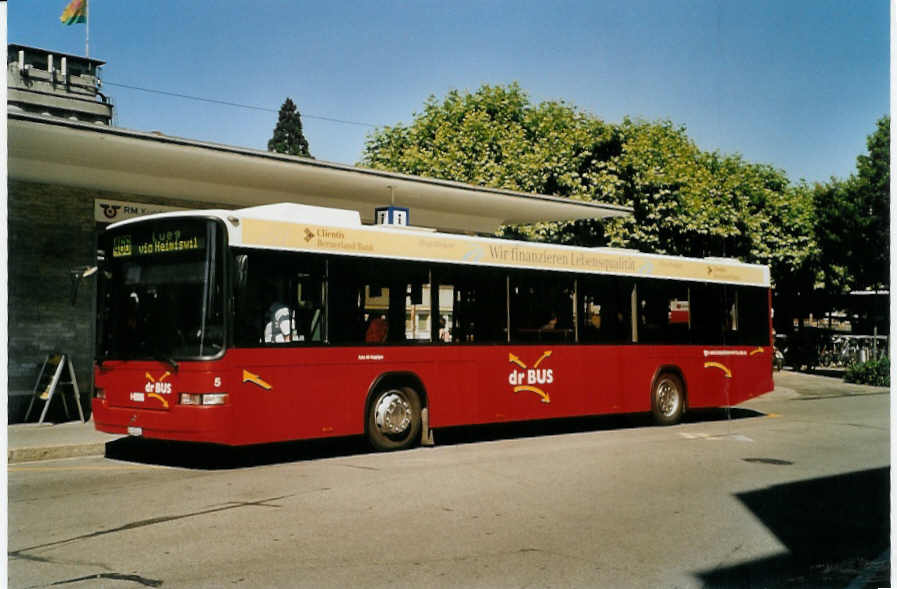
[92,203,774,450]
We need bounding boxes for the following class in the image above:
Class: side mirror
[70,266,98,305]
[235,254,249,292]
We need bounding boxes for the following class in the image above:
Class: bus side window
[579,277,631,344]
[233,251,326,346]
[293,272,326,343]
[434,266,505,344]
[691,283,724,345]
[636,280,690,345]
[435,285,454,343]
[328,257,431,345]
[738,286,770,346]
[509,272,574,344]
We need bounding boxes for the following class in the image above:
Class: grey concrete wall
[7,181,96,422]
[6,180,215,423]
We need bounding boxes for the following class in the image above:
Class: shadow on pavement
[695,467,890,588]
[105,436,373,470]
[105,407,768,469]
[434,407,764,447]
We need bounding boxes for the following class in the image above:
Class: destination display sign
[111,226,206,258]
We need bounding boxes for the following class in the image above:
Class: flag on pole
[60,0,87,25]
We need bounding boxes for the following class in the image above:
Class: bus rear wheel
[366,386,421,451]
[651,373,684,425]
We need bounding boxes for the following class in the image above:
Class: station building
[6,44,630,422]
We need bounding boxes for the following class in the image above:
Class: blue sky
[9,0,889,185]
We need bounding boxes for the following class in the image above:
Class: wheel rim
[374,391,412,436]
[656,379,681,417]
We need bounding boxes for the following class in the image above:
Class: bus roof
[109,203,771,287]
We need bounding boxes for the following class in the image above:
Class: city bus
[92,203,774,450]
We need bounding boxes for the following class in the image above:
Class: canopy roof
[8,112,631,234]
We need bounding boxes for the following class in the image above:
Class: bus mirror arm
[69,266,98,306]
[235,255,249,292]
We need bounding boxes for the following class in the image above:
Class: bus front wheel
[366,386,421,451]
[651,373,684,426]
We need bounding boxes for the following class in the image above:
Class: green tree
[852,115,889,291]
[814,115,889,294]
[362,83,620,198]
[359,83,817,296]
[268,97,312,158]
[812,177,854,296]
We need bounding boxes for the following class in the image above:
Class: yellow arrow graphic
[704,362,733,378]
[242,369,273,390]
[749,347,764,356]
[147,393,169,408]
[508,353,527,369]
[145,371,171,383]
[533,350,553,368]
[513,385,551,404]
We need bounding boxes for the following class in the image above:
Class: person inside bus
[365,314,389,343]
[438,316,451,342]
[264,302,297,343]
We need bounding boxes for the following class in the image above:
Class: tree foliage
[268,97,312,158]
[852,115,889,290]
[813,115,889,294]
[360,83,817,292]
[362,83,618,197]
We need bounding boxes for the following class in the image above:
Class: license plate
[127,426,143,437]
[130,392,145,402]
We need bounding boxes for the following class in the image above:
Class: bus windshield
[98,218,226,361]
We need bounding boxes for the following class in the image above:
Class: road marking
[679,432,754,442]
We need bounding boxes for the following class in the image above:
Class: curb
[8,442,109,464]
